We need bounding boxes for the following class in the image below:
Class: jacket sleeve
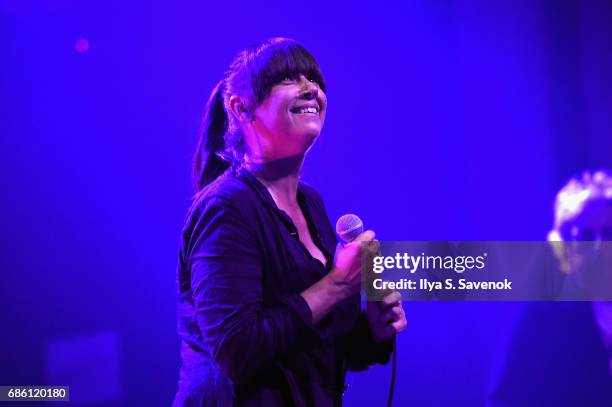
[188,196,319,386]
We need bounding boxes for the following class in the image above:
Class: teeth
[297,107,318,114]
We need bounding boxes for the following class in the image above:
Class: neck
[244,154,305,205]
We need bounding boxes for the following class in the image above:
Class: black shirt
[173,167,391,407]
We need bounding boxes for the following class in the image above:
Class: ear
[228,95,253,123]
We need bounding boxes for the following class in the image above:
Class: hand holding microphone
[300,214,378,323]
[328,214,379,296]
[334,214,407,342]
[300,213,406,333]
[366,291,407,342]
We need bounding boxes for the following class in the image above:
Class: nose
[298,74,318,99]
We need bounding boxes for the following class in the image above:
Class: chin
[303,130,321,147]
[303,124,323,138]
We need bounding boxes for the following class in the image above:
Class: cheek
[320,95,328,121]
[257,103,289,129]
[269,100,292,124]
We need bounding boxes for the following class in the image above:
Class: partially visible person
[548,170,612,299]
[490,169,612,407]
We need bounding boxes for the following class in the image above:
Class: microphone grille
[336,214,364,243]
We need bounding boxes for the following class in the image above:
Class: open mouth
[290,105,320,115]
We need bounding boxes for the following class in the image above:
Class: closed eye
[281,77,297,85]
[281,74,320,85]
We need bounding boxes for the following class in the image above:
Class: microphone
[334,213,397,407]
[335,214,364,244]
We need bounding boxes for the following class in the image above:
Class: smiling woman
[191,38,327,190]
[173,38,406,407]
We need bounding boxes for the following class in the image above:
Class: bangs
[249,38,326,103]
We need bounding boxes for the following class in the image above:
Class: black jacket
[173,167,391,406]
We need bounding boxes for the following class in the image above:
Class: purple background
[1,1,611,405]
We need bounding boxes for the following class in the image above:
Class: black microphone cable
[387,335,397,407]
[335,214,398,406]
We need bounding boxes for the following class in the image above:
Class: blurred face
[561,198,612,298]
[560,198,612,241]
[247,74,327,160]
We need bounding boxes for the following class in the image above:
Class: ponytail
[192,80,231,192]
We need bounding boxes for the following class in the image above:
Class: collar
[236,166,311,213]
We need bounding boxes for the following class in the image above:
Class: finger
[383,325,398,339]
[390,316,408,333]
[354,230,376,242]
[379,291,402,310]
[380,306,402,324]
[364,240,381,264]
[383,291,402,305]
[364,239,380,253]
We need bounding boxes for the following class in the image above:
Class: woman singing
[173,37,407,407]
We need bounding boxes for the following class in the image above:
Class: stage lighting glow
[74,38,89,53]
